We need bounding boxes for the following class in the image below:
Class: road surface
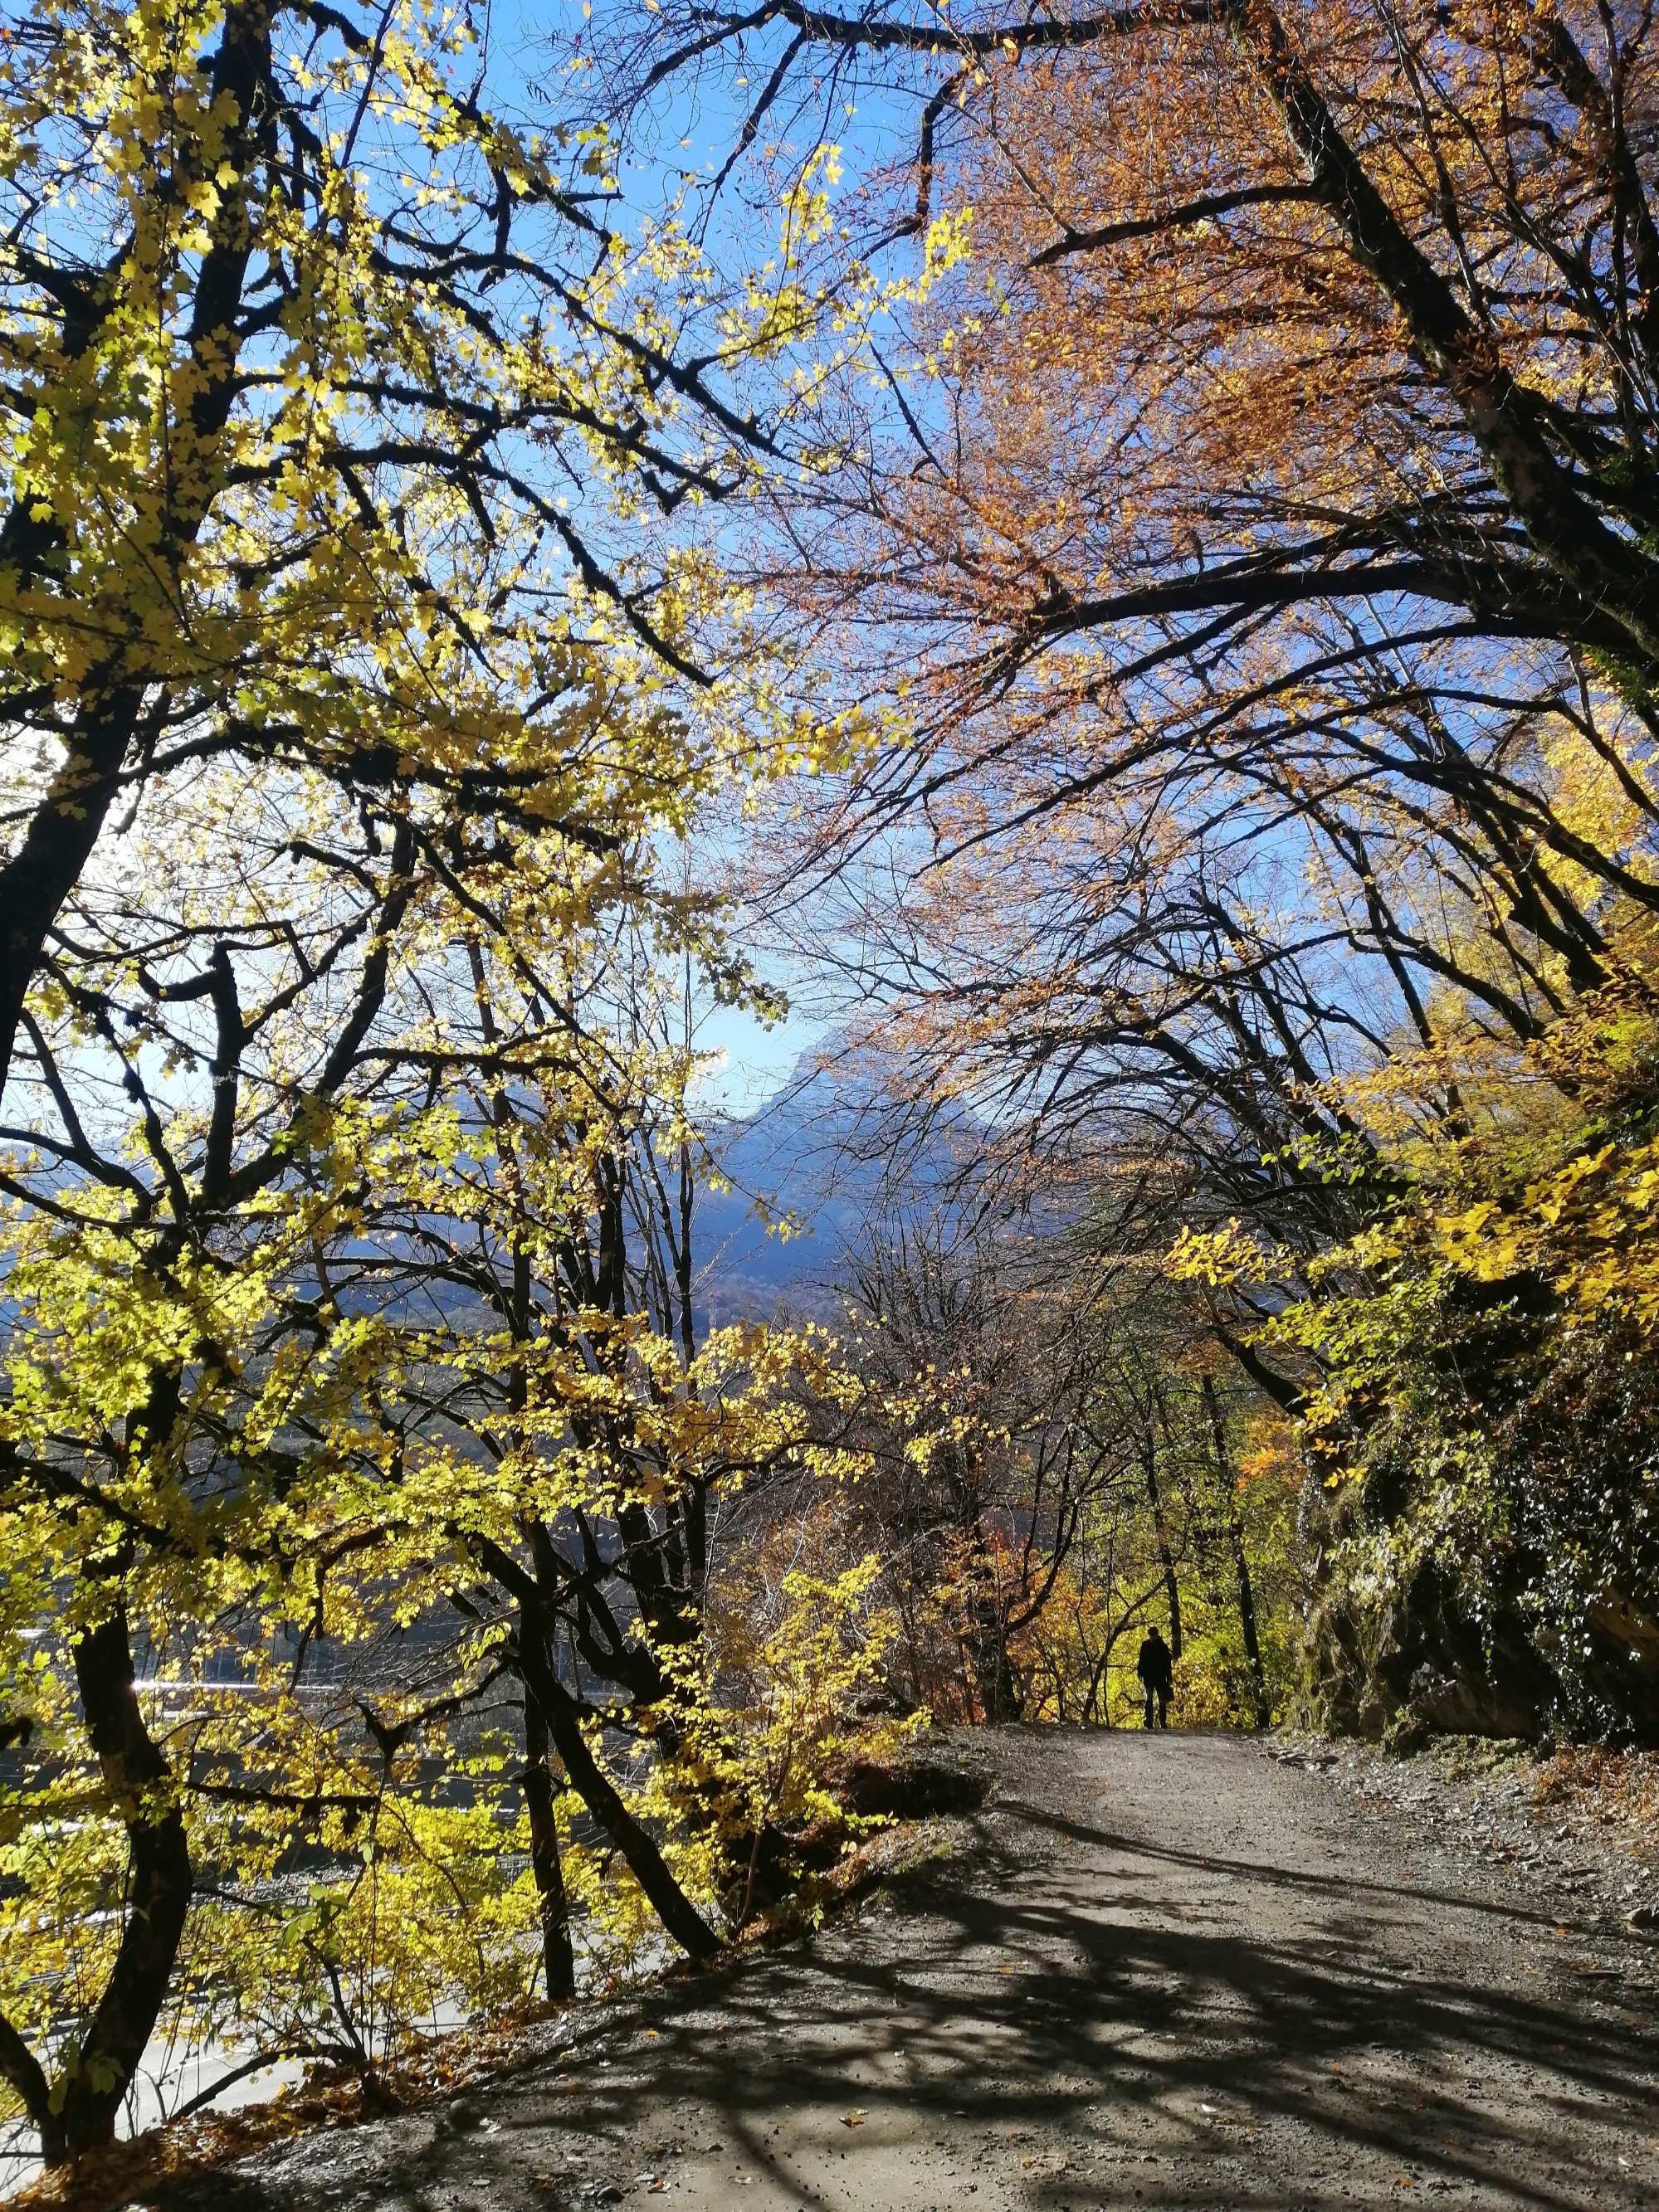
[151,1728,1659,2211]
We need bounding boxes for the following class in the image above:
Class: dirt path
[153,1730,1659,2211]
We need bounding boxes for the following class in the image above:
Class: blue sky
[472,0,903,1113]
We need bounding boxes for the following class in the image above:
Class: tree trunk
[0,685,142,1104]
[1204,1379,1271,1727]
[1142,1430,1183,1659]
[970,1591,1021,1722]
[51,1605,193,2160]
[522,1695,577,2002]
[0,2011,64,2168]
[513,1615,721,1965]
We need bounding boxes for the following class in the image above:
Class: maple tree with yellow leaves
[0,0,894,2171]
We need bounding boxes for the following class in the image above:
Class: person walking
[1136,1625,1173,1730]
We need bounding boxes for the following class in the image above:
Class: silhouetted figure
[1136,1627,1173,1730]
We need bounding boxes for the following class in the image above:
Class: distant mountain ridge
[690,1040,983,1327]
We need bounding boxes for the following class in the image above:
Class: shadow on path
[156,1737,1659,2212]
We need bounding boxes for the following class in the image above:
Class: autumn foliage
[583,2,1659,1740]
[7,0,1659,2183]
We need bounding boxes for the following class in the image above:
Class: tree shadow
[154,1761,1659,2211]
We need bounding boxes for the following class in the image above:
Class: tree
[601,0,1659,1206]
[0,0,781,1106]
[616,1,1659,689]
[0,695,661,2153]
[0,702,883,2159]
[597,2,1659,1738]
[0,0,920,2160]
[823,1203,1173,1722]
[1176,955,1659,1742]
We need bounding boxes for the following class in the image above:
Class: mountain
[689,1040,983,1327]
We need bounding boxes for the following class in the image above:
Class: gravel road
[149,1728,1659,2212]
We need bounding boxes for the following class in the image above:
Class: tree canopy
[4,0,1659,2183]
